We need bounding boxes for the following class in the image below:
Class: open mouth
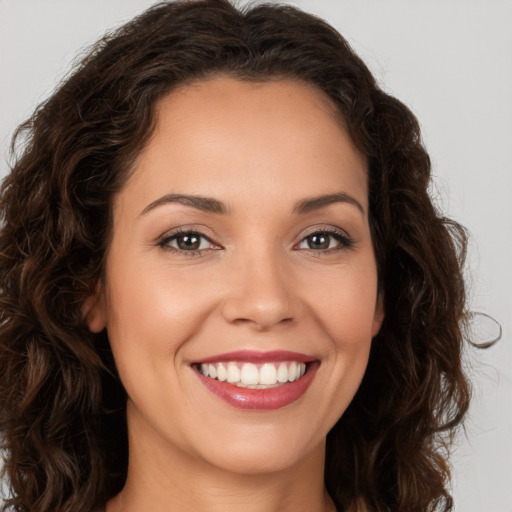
[195,361,308,389]
[192,352,318,410]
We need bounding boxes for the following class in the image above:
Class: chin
[184,417,327,476]
[203,440,321,476]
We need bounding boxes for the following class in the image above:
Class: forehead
[151,77,347,152]
[157,75,343,124]
[120,76,368,215]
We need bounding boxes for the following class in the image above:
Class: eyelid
[156,224,221,243]
[294,226,355,251]
[157,226,222,253]
[155,224,354,255]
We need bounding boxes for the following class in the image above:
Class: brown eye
[297,230,353,252]
[306,233,331,250]
[176,234,201,251]
[160,231,216,252]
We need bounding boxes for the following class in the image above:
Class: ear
[82,281,107,333]
[371,293,384,337]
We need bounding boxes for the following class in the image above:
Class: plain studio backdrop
[0,1,511,511]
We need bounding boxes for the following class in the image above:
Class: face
[87,77,383,475]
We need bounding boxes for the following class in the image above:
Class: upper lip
[193,350,316,364]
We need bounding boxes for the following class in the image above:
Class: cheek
[306,262,380,344]
[104,259,219,361]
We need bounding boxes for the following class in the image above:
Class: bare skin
[87,77,382,512]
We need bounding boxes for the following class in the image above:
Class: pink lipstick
[193,350,318,410]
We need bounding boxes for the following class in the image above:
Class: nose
[221,249,297,331]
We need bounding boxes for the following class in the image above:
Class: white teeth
[288,361,298,382]
[227,362,240,383]
[198,361,307,388]
[208,364,217,379]
[240,363,259,385]
[277,362,288,383]
[216,362,227,381]
[259,363,277,385]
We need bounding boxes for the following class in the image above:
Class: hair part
[0,1,470,511]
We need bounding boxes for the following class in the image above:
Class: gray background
[1,1,511,510]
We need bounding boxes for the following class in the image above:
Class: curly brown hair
[0,1,471,511]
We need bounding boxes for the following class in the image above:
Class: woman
[0,1,473,511]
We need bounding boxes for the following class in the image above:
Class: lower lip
[194,363,319,410]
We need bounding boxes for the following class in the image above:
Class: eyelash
[157,228,220,257]
[157,227,354,256]
[296,228,354,253]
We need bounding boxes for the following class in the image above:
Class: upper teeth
[198,361,307,388]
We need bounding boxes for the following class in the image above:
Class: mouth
[195,360,307,388]
[192,350,318,410]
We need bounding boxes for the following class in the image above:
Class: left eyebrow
[293,192,365,216]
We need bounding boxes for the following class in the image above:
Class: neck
[107,405,336,512]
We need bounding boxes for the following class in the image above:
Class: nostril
[221,293,295,330]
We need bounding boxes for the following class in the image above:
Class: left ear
[371,294,384,337]
[82,281,107,333]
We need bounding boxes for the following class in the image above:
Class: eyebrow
[293,192,365,215]
[140,193,227,216]
[139,191,365,217]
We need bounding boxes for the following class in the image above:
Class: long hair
[0,1,470,511]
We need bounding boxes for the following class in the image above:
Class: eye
[159,230,218,253]
[296,230,353,251]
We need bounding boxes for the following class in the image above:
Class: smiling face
[87,77,383,477]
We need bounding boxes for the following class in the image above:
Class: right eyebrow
[139,194,227,216]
